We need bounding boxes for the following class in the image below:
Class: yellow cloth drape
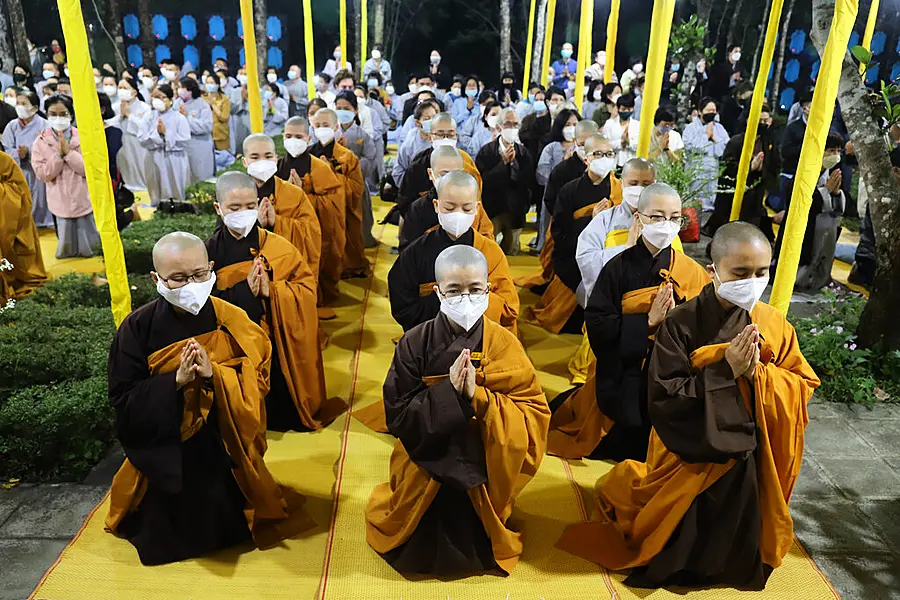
[522,0,538,97]
[574,0,593,112]
[239,0,263,133]
[340,0,348,71]
[859,0,879,76]
[729,0,785,221]
[769,0,859,314]
[636,0,676,159]
[56,0,131,326]
[303,0,316,100]
[605,0,620,83]
[361,0,368,78]
[540,0,558,89]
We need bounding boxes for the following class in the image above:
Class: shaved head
[584,134,612,154]
[311,107,338,128]
[575,119,599,139]
[437,169,478,199]
[434,245,489,284]
[431,145,464,170]
[216,171,257,204]
[285,116,310,134]
[152,232,208,274]
[637,182,680,213]
[431,112,455,129]
[710,221,772,265]
[622,157,655,180]
[242,133,275,156]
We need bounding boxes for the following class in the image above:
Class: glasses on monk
[157,269,213,289]
[640,213,688,229]
[587,150,617,160]
[432,132,456,140]
[437,287,489,305]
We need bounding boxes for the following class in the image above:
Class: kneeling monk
[558,222,819,590]
[367,245,549,576]
[548,184,710,461]
[388,170,519,335]
[207,172,337,432]
[106,232,312,565]
[0,152,47,300]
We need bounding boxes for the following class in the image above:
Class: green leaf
[850,45,873,65]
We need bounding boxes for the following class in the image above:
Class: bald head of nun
[575,119,600,145]
[429,145,465,185]
[583,134,613,156]
[433,245,490,298]
[242,134,278,182]
[151,232,212,286]
[621,157,656,187]
[708,221,772,284]
[429,112,458,144]
[215,171,260,218]
[433,170,479,226]
[310,107,338,130]
[637,182,681,215]
[284,116,311,140]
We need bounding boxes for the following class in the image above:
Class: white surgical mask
[408,83,419,94]
[222,209,259,239]
[246,159,277,182]
[262,89,274,100]
[372,49,382,59]
[430,55,441,64]
[103,85,118,97]
[549,102,563,116]
[385,85,395,95]
[141,76,155,89]
[593,89,604,101]
[822,154,841,171]
[333,49,342,59]
[163,69,177,81]
[15,105,33,120]
[418,85,433,93]
[43,69,55,80]
[48,116,71,131]
[367,78,379,89]
[432,138,457,149]
[714,267,769,313]
[486,114,499,129]
[287,70,299,80]
[151,98,168,112]
[156,271,217,315]
[204,83,218,93]
[438,210,475,237]
[284,137,308,157]
[237,74,249,85]
[641,220,681,251]
[266,73,278,83]
[500,128,519,144]
[575,145,586,159]
[3,96,15,107]
[314,127,336,145]
[118,89,133,102]
[633,63,644,74]
[732,51,742,62]
[589,157,616,178]
[622,185,644,209]
[562,125,576,142]
[610,93,621,104]
[439,293,489,332]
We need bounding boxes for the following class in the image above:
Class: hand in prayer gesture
[706,121,716,141]
[501,140,516,165]
[258,197,276,228]
[621,125,630,147]
[17,145,28,160]
[591,198,611,216]
[647,283,675,329]
[241,86,249,102]
[826,169,842,195]
[57,134,69,156]
[450,349,476,400]
[625,215,642,248]
[657,129,670,151]
[246,258,264,297]
[750,151,764,172]
[120,100,130,118]
[178,103,188,117]
[175,340,198,389]
[193,341,213,379]
[669,72,678,84]
[289,168,307,192]
[157,118,166,136]
[726,324,760,380]
[256,258,270,298]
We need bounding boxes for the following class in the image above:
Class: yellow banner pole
[583,0,594,74]
[56,0,131,325]
[540,0,558,89]
[303,0,316,100]
[769,0,858,314]
[340,0,348,71]
[574,0,591,112]
[636,0,676,158]
[859,0,879,75]
[361,0,368,79]
[605,0,620,83]
[729,0,785,221]
[522,0,538,97]
[239,0,263,133]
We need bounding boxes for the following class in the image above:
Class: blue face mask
[421,119,433,133]
[528,93,536,103]
[561,49,573,59]
[671,63,681,72]
[262,90,274,100]
[533,100,547,114]
[335,109,356,124]
[465,88,478,98]
[367,79,379,89]
[287,71,299,80]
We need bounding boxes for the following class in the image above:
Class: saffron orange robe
[278,152,347,306]
[0,152,47,300]
[547,246,710,460]
[257,176,322,283]
[557,284,819,590]
[395,146,484,217]
[366,314,549,575]
[210,226,342,431]
[106,297,313,564]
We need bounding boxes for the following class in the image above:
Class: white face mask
[593,89,604,101]
[439,292,489,332]
[118,89,133,102]
[500,128,519,144]
[163,70,177,81]
[3,96,15,107]
[151,98,168,112]
[156,271,217,315]
[141,77,155,89]
[385,85,395,95]
[246,159,277,182]
[633,63,644,74]
[622,185,644,209]
[714,267,769,313]
[372,49,382,59]
[731,51,742,62]
[432,138,457,149]
[266,73,278,83]
[333,49,342,59]
[562,125,576,142]
[43,69,55,80]
[314,127,335,145]
[589,156,616,178]
[822,154,841,171]
[438,210,475,237]
[284,137,308,157]
[610,93,621,104]
[641,220,681,250]
[103,85,118,97]
[15,105,33,120]
[486,114,499,129]
[48,116,71,131]
[408,83,419,94]
[222,208,259,239]
[575,144,586,159]
[237,74,249,85]
[549,102,563,116]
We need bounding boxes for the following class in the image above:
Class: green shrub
[27,272,159,312]
[120,213,218,273]
[0,376,114,481]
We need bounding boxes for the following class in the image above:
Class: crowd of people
[6,34,889,592]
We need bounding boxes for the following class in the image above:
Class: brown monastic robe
[257,176,322,283]
[398,189,494,252]
[366,314,549,575]
[557,285,819,590]
[0,152,47,299]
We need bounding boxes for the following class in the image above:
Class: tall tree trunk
[750,0,773,79]
[5,0,28,67]
[531,0,548,86]
[500,0,512,73]
[106,0,127,71]
[138,0,154,68]
[725,0,747,48]
[373,0,385,45]
[676,60,698,124]
[698,0,714,23]
[355,0,363,78]
[0,0,16,69]
[713,0,734,50]
[254,0,268,83]
[770,0,796,106]
[810,0,900,350]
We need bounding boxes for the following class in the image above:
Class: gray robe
[228,88,251,156]
[137,109,191,204]
[116,99,156,193]
[2,115,54,227]
[178,97,215,183]
[340,123,377,246]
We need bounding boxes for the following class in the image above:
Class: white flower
[0,258,12,271]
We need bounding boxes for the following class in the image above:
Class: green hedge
[29,272,158,310]
[120,213,218,273]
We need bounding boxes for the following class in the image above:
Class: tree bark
[726,0,747,48]
[676,60,698,124]
[714,0,734,50]
[531,0,548,86]
[0,0,16,69]
[500,0,512,73]
[106,0,127,72]
[138,0,154,68]
[373,0,385,45]
[750,0,773,79]
[698,0,714,23]
[254,0,268,83]
[810,0,900,350]
[5,0,28,68]
[770,0,796,106]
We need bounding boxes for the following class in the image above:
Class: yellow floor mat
[31,200,839,600]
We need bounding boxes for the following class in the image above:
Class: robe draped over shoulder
[265,177,322,282]
[0,152,47,299]
[316,141,369,277]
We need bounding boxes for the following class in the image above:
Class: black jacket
[475,139,534,227]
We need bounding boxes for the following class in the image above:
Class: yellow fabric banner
[361,0,368,78]
[729,0,785,221]
[636,0,676,159]
[859,0,879,75]
[340,0,348,71]
[56,0,131,326]
[769,0,859,314]
[239,0,264,133]
[540,0,558,90]
[303,0,316,100]
[574,0,593,112]
[522,0,538,97]
[605,0,620,83]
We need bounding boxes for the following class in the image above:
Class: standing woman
[202,74,232,168]
[683,97,729,212]
[138,84,191,204]
[582,80,604,120]
[356,85,388,197]
[31,95,100,258]
[1,90,53,228]
[335,91,377,247]
[228,67,251,155]
[115,77,154,192]
[262,82,289,137]
[176,76,214,184]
